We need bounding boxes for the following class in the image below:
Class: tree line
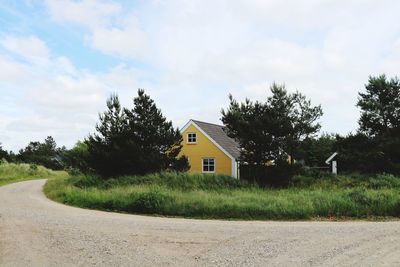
[1,89,189,176]
[300,75,399,175]
[1,74,399,184]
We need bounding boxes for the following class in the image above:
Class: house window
[187,133,197,144]
[202,158,215,173]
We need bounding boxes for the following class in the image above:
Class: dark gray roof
[192,120,241,159]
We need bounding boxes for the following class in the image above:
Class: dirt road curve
[1,180,400,267]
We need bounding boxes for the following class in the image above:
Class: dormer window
[187,133,197,144]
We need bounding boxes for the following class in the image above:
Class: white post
[332,161,337,175]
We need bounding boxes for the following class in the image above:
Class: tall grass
[0,161,68,186]
[44,172,400,220]
[291,173,400,189]
[69,172,244,190]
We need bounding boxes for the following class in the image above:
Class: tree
[352,75,400,174]
[268,84,323,164]
[357,75,400,137]
[124,89,185,174]
[17,136,64,170]
[222,83,323,165]
[86,90,187,177]
[222,83,322,185]
[298,133,337,167]
[0,143,9,161]
[61,141,90,173]
[85,94,129,177]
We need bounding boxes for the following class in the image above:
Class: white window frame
[187,132,197,144]
[202,158,215,173]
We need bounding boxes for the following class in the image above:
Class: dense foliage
[61,141,90,173]
[333,75,400,174]
[357,75,400,137]
[222,83,322,185]
[85,90,188,177]
[0,144,10,161]
[16,136,65,170]
[222,83,323,165]
[297,134,336,167]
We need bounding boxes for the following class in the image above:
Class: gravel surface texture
[0,179,400,267]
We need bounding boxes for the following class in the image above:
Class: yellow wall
[180,124,233,176]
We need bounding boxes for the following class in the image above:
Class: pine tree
[354,75,400,173]
[86,94,129,177]
[86,90,187,177]
[124,89,185,174]
[357,75,400,137]
[221,83,322,185]
[222,83,322,165]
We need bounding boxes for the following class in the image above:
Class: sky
[1,0,400,151]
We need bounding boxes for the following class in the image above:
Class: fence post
[332,161,337,175]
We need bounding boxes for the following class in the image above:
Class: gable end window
[187,133,197,144]
[202,158,215,173]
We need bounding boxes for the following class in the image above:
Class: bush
[169,156,190,172]
[28,164,38,174]
[240,162,302,187]
[347,188,371,206]
[130,188,173,213]
[336,133,400,175]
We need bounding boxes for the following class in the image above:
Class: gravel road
[1,180,400,267]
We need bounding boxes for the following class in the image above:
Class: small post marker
[325,152,338,175]
[332,160,337,176]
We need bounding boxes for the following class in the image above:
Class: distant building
[180,120,240,178]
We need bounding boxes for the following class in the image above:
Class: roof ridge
[191,119,224,128]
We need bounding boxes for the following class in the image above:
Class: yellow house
[180,119,240,178]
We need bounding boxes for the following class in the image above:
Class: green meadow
[0,161,68,187]
[44,172,400,220]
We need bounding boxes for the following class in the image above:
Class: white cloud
[3,0,400,150]
[0,35,49,64]
[27,75,106,111]
[0,55,32,86]
[45,1,149,60]
[0,33,154,151]
[45,0,121,29]
[90,23,149,59]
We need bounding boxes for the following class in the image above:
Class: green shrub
[130,188,173,213]
[347,188,371,206]
[28,164,38,175]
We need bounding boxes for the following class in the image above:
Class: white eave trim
[180,120,194,133]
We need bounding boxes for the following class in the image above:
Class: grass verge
[44,172,400,220]
[0,161,68,187]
